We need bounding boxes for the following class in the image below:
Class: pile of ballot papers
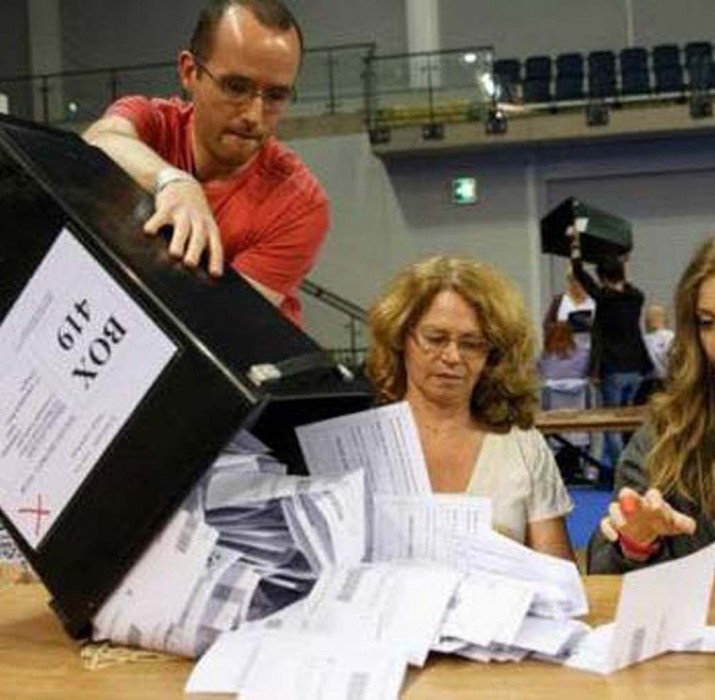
[92,401,715,698]
[92,404,588,676]
[92,429,366,657]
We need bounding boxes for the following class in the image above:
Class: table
[2,574,714,699]
[536,405,647,434]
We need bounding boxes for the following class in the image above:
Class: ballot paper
[439,571,536,648]
[300,561,462,666]
[185,628,408,700]
[296,401,431,494]
[566,541,715,674]
[93,506,219,652]
[370,493,491,563]
[452,529,588,618]
[670,626,715,653]
[92,444,368,657]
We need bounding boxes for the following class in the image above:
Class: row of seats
[494,40,715,104]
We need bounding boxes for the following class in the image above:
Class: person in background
[366,256,575,560]
[632,303,676,405]
[83,0,328,326]
[538,321,590,382]
[538,322,592,484]
[543,267,596,352]
[643,303,675,383]
[567,229,652,474]
[587,237,715,573]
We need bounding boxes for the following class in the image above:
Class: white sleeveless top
[465,427,573,544]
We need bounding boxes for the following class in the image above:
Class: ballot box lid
[0,115,373,637]
[540,197,633,263]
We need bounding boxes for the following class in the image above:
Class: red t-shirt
[105,96,329,326]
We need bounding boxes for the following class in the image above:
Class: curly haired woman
[588,238,715,572]
[366,256,574,560]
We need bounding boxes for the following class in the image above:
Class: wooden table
[1,574,714,699]
[536,405,647,434]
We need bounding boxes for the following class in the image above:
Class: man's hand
[144,180,224,277]
[599,486,697,553]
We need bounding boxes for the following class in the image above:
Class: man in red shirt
[83,0,328,326]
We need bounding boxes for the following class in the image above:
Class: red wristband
[619,531,661,560]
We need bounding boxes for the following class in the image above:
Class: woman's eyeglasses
[193,56,295,112]
[411,328,491,361]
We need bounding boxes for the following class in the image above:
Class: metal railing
[362,46,494,132]
[300,278,367,369]
[0,42,376,127]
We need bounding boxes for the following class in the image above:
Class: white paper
[186,629,407,700]
[93,507,218,651]
[440,571,536,648]
[567,542,715,674]
[296,402,431,494]
[300,561,462,666]
[0,228,176,547]
[452,530,588,618]
[370,492,491,563]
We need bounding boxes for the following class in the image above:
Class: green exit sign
[451,177,478,205]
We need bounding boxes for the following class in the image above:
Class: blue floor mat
[566,486,613,549]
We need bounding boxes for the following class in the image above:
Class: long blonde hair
[647,237,715,518]
[366,256,539,430]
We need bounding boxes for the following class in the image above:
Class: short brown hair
[190,0,304,60]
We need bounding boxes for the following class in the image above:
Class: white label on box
[0,227,177,548]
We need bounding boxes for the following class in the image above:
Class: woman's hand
[599,487,697,560]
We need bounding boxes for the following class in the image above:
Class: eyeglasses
[411,328,491,361]
[193,56,295,112]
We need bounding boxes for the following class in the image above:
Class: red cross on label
[18,494,51,538]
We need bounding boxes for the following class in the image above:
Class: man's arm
[83,116,224,277]
[565,227,601,299]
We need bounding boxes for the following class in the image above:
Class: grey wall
[633,0,715,47]
[0,0,31,116]
[291,132,715,348]
[61,0,200,69]
[56,0,715,72]
[60,0,405,72]
[440,0,630,57]
[0,0,30,76]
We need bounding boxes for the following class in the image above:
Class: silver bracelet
[153,167,197,196]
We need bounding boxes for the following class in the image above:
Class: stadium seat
[619,47,650,96]
[588,50,617,99]
[652,43,684,94]
[523,55,552,103]
[555,52,585,101]
[684,40,714,90]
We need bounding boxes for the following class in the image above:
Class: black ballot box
[0,114,373,638]
[540,197,633,264]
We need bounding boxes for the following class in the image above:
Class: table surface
[1,572,714,700]
[536,405,647,433]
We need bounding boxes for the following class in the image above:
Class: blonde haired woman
[588,238,715,572]
[367,256,574,560]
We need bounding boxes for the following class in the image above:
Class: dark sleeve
[570,258,602,300]
[586,426,675,573]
